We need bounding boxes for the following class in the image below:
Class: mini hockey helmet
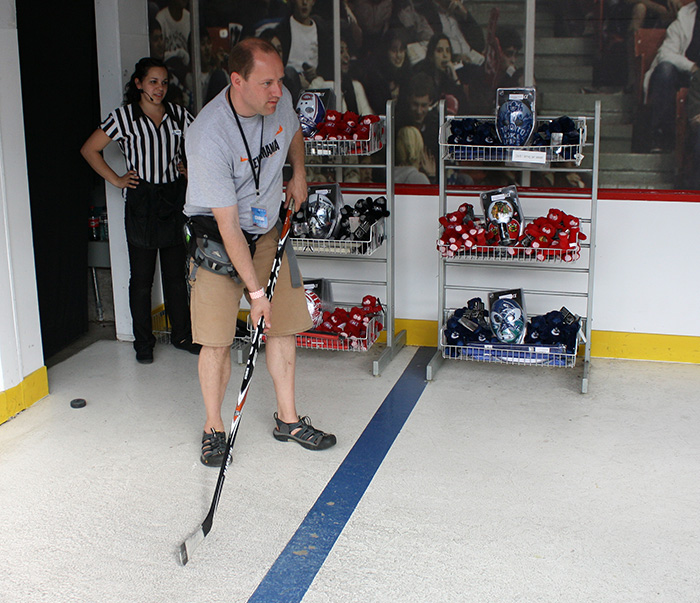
[306,192,336,238]
[490,297,525,344]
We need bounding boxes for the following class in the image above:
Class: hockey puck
[70,398,87,409]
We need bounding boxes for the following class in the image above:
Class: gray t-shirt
[184,85,300,235]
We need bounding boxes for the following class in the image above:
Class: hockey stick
[179,203,295,566]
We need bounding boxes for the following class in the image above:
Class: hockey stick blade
[179,527,205,566]
[178,202,294,566]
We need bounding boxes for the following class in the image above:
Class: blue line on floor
[247,346,434,603]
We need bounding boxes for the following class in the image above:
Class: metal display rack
[426,100,601,393]
[292,99,406,375]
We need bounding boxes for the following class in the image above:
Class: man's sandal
[273,413,337,450]
[200,429,227,467]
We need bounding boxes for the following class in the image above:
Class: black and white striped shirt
[100,102,193,184]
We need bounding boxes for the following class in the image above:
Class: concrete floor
[1,339,699,603]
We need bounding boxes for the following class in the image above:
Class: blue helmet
[496,99,535,146]
[296,92,326,137]
[490,297,525,344]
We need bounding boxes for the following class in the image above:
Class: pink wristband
[250,288,265,300]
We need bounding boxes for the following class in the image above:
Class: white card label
[511,150,547,164]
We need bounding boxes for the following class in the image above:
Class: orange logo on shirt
[276,125,283,136]
[240,157,248,162]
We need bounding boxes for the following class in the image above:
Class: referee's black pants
[127,242,191,353]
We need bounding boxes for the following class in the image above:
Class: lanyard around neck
[228,91,264,196]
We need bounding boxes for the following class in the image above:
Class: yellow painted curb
[590,331,700,364]
[0,366,49,425]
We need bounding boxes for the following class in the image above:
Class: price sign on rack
[511,149,547,164]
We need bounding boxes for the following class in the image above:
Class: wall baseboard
[0,366,49,425]
[590,330,700,364]
[394,320,700,364]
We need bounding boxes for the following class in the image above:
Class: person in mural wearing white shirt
[419,0,486,66]
[644,0,698,152]
[274,0,333,91]
[309,37,374,115]
[156,0,191,67]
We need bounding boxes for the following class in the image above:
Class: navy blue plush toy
[524,308,580,352]
[444,298,494,354]
[530,116,580,160]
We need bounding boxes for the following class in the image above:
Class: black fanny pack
[184,215,259,282]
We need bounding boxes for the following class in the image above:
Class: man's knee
[200,345,230,358]
[651,61,681,88]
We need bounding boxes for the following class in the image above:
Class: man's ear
[230,71,242,88]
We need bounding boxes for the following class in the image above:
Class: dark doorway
[16,1,103,360]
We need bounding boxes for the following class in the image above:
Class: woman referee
[81,57,199,363]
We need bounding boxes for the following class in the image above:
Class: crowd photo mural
[147,0,697,190]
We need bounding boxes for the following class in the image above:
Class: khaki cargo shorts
[189,229,312,346]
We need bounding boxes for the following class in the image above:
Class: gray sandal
[273,413,337,450]
[200,429,227,467]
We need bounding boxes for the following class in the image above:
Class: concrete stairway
[467,0,677,188]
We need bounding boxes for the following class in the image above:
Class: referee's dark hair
[124,57,168,105]
[229,38,278,80]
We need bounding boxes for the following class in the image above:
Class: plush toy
[437,205,479,256]
[343,111,359,128]
[324,110,343,123]
[328,307,349,333]
[362,295,383,316]
[352,123,369,140]
[524,308,580,352]
[361,114,380,126]
[316,309,339,334]
[341,307,367,339]
[316,121,339,140]
[438,203,474,228]
[443,301,494,351]
[439,209,465,229]
[561,212,587,242]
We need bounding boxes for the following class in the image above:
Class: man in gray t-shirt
[185,38,336,467]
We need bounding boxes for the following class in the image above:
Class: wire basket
[243,303,384,352]
[439,116,587,166]
[437,242,581,263]
[292,218,385,256]
[305,118,385,156]
[440,308,581,368]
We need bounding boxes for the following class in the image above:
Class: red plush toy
[343,111,359,128]
[341,307,367,339]
[438,203,473,228]
[353,123,371,140]
[328,307,349,333]
[361,295,383,316]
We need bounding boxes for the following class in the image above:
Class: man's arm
[284,127,307,208]
[657,7,696,72]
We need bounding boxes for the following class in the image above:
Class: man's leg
[648,61,685,151]
[199,345,231,433]
[265,334,298,423]
[267,333,336,450]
